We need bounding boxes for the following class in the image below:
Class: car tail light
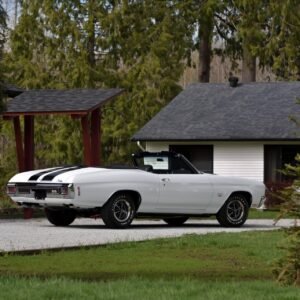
[7,184,17,194]
[60,186,69,195]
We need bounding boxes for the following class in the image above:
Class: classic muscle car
[6,151,265,228]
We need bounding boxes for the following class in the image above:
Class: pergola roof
[3,88,124,116]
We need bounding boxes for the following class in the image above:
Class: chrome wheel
[102,194,136,228]
[112,199,132,223]
[226,197,245,223]
[216,194,249,227]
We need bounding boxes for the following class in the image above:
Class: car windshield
[133,153,199,174]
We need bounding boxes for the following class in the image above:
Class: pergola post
[81,114,92,166]
[90,108,101,166]
[24,115,35,171]
[13,116,25,172]
[2,88,124,220]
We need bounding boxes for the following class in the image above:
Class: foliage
[0,0,7,109]
[274,154,300,286]
[255,0,300,79]
[3,0,194,169]
[0,0,6,55]
[265,181,292,208]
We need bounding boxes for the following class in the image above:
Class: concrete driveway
[0,218,294,252]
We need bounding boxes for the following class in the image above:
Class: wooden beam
[71,114,83,119]
[2,116,14,120]
[3,111,88,117]
[90,108,101,166]
[24,115,34,170]
[13,117,24,172]
[81,115,92,166]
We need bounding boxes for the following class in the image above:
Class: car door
[155,155,213,213]
[157,173,213,213]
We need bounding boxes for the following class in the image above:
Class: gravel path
[0,218,295,253]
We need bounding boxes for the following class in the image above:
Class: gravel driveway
[0,218,294,252]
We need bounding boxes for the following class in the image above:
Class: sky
[3,0,19,28]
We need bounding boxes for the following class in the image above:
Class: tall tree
[213,0,268,82]
[255,0,300,80]
[0,0,7,110]
[197,0,217,82]
[5,0,194,167]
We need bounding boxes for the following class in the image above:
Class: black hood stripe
[29,167,68,181]
[41,166,86,181]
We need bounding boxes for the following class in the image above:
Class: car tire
[45,208,76,226]
[163,217,189,226]
[216,194,249,227]
[101,194,136,229]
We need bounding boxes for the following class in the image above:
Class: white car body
[7,152,266,228]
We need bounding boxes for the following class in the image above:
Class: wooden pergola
[2,88,124,172]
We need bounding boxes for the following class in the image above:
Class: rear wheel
[216,194,249,227]
[101,194,136,229]
[45,208,76,226]
[163,217,189,226]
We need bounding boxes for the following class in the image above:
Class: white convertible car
[7,151,265,228]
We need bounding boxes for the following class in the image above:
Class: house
[132,82,300,183]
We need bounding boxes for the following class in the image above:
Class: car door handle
[161,178,170,182]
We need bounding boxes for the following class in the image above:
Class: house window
[264,145,300,183]
[169,145,213,173]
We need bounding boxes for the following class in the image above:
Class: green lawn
[0,277,299,300]
[0,231,298,299]
[0,231,285,281]
[248,208,279,219]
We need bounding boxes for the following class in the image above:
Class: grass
[248,208,279,219]
[0,231,299,299]
[0,276,299,300]
[0,231,285,281]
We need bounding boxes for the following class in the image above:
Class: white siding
[146,141,264,182]
[213,143,264,182]
[145,141,300,183]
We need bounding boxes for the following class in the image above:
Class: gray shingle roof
[3,88,124,115]
[132,82,300,141]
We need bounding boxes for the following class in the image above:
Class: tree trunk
[198,21,212,83]
[242,45,256,82]
[87,0,95,87]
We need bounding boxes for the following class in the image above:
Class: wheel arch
[105,190,142,211]
[227,191,252,207]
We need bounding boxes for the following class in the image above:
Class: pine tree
[5,0,195,167]
[0,0,6,108]
[275,155,300,285]
[256,0,300,80]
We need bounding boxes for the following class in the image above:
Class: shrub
[265,181,292,208]
[274,155,300,286]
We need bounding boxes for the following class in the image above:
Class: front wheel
[163,217,189,226]
[101,194,136,229]
[45,208,76,226]
[216,194,249,227]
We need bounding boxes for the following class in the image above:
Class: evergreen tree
[275,155,300,285]
[0,0,6,108]
[5,0,194,167]
[219,0,300,81]
[255,0,300,80]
